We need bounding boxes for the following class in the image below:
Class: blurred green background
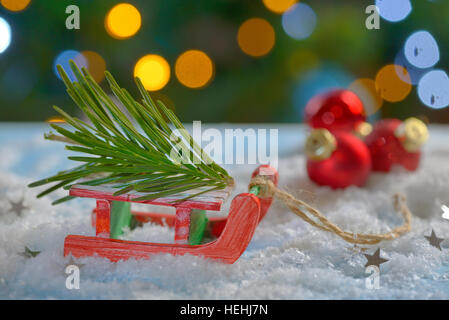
[0,0,448,123]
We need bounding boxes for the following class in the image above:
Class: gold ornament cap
[395,117,429,152]
[305,128,337,161]
[354,121,373,139]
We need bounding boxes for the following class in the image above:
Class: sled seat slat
[70,184,233,211]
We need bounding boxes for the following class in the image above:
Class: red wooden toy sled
[64,165,278,263]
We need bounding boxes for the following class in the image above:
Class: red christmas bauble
[304,89,366,132]
[305,129,372,188]
[364,118,428,172]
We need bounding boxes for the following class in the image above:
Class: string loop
[249,177,412,245]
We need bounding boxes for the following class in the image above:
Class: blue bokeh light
[417,70,449,109]
[0,17,12,54]
[53,50,88,81]
[375,0,412,22]
[292,63,354,117]
[394,49,429,85]
[404,30,440,69]
[282,3,317,40]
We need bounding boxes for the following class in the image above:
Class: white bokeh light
[404,31,439,69]
[282,3,317,40]
[417,70,449,109]
[394,49,429,85]
[375,0,412,22]
[0,17,12,54]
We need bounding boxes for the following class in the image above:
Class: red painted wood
[64,194,261,264]
[210,219,227,238]
[96,199,111,238]
[70,185,232,211]
[174,207,191,244]
[91,209,97,228]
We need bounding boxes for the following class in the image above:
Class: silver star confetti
[424,229,444,251]
[8,198,28,217]
[20,246,40,258]
[364,248,389,268]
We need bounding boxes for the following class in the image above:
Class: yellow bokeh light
[349,78,383,116]
[1,0,31,11]
[82,51,106,83]
[375,64,412,103]
[46,116,66,123]
[134,54,170,91]
[237,18,275,58]
[105,3,141,39]
[175,50,214,89]
[262,0,297,14]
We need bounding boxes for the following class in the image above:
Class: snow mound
[0,125,448,299]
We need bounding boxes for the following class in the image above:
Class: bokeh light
[417,70,449,109]
[348,78,383,116]
[262,0,297,14]
[0,17,11,54]
[46,116,66,123]
[293,63,353,117]
[105,3,141,39]
[375,64,412,102]
[1,0,31,12]
[175,50,214,89]
[394,49,429,85]
[404,30,439,69]
[81,50,106,83]
[53,50,88,81]
[237,18,275,57]
[375,0,412,22]
[134,54,170,91]
[282,3,317,40]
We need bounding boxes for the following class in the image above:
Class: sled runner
[64,165,278,263]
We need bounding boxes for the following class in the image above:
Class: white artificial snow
[0,124,448,299]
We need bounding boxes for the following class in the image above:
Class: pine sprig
[29,60,234,205]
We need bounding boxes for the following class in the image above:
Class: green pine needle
[29,60,234,204]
